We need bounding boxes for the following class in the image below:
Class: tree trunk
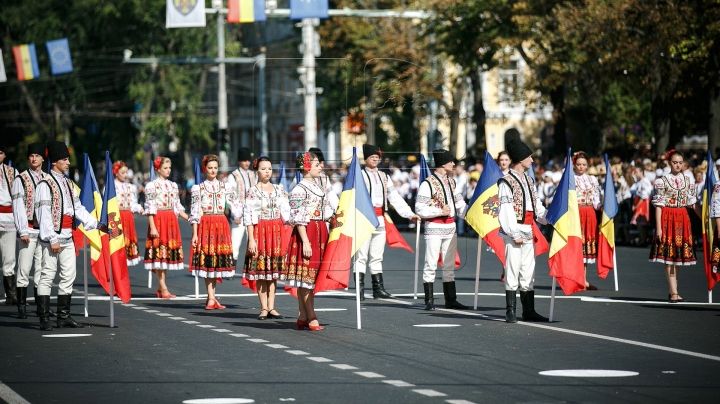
[652,96,671,155]
[469,68,486,152]
[365,83,378,145]
[709,83,720,158]
[550,83,566,157]
[448,80,464,156]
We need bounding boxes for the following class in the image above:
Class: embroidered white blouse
[361,167,414,226]
[115,180,143,213]
[498,169,547,244]
[12,169,47,238]
[415,173,468,240]
[652,173,696,208]
[710,183,720,218]
[242,184,290,225]
[0,163,16,231]
[574,173,602,209]
[143,177,185,216]
[288,179,336,226]
[188,179,241,225]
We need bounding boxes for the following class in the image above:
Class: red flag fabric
[438,250,461,268]
[92,234,132,303]
[597,233,613,279]
[383,213,413,253]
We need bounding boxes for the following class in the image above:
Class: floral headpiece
[297,152,312,171]
[252,158,259,170]
[665,149,676,161]
[153,157,163,172]
[571,151,584,165]
[201,156,209,173]
[112,161,122,176]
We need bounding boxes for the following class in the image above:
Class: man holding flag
[497,138,549,323]
[415,149,469,311]
[34,141,107,331]
[355,144,419,300]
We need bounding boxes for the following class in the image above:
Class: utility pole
[299,18,321,150]
[213,0,228,163]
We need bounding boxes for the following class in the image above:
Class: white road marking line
[306,357,333,363]
[539,369,639,377]
[182,321,200,324]
[155,313,173,316]
[0,381,31,404]
[387,293,720,306]
[197,325,215,328]
[412,389,447,397]
[286,350,310,355]
[123,303,136,307]
[354,372,385,378]
[314,308,347,311]
[266,344,289,349]
[413,324,461,328]
[446,400,477,404]
[329,364,358,370]
[382,380,415,387]
[229,333,250,338]
[247,338,269,343]
[169,317,186,320]
[131,306,148,310]
[42,334,92,338]
[212,329,232,333]
[182,399,255,404]
[144,310,160,313]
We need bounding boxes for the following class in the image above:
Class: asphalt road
[1,215,719,404]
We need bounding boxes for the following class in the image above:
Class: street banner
[227,0,266,23]
[46,38,73,75]
[289,0,329,20]
[12,44,40,81]
[166,0,206,28]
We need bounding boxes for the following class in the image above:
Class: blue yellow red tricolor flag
[99,152,131,303]
[701,151,720,291]
[78,154,103,253]
[12,44,40,81]
[313,148,379,294]
[465,151,506,265]
[546,149,585,295]
[597,154,618,279]
[227,0,266,23]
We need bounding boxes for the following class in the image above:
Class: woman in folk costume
[242,156,290,320]
[144,157,188,298]
[284,152,336,331]
[630,165,653,246]
[112,161,144,266]
[189,155,240,310]
[572,151,602,290]
[649,150,700,302]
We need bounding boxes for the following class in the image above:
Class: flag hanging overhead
[228,0,266,23]
[289,0,329,20]
[546,148,585,295]
[465,151,506,265]
[0,49,7,82]
[701,150,720,291]
[166,0,206,28]
[12,44,40,81]
[46,38,73,75]
[597,154,618,279]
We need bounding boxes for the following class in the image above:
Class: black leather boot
[520,290,549,322]
[505,290,518,323]
[371,273,395,299]
[355,272,365,301]
[3,275,18,306]
[38,295,52,331]
[423,282,435,311]
[34,287,56,317]
[56,294,84,328]
[16,287,27,319]
[443,281,468,309]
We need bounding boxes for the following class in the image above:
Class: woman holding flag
[284,152,336,331]
[144,157,188,299]
[650,150,700,302]
[111,161,144,266]
[572,152,602,290]
[242,156,290,319]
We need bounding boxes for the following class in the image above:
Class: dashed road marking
[413,389,447,397]
[286,350,310,355]
[229,333,250,338]
[413,324,461,328]
[42,334,92,338]
[330,364,358,370]
[169,317,186,320]
[182,321,200,324]
[197,325,215,328]
[247,339,269,343]
[155,313,173,317]
[382,380,415,387]
[446,400,477,404]
[539,369,639,377]
[123,303,136,307]
[266,344,289,349]
[354,372,385,378]
[144,310,160,313]
[212,329,232,333]
[307,357,333,363]
[131,306,148,310]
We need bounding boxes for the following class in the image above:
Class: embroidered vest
[362,169,389,212]
[661,175,692,208]
[232,169,256,201]
[498,171,538,223]
[198,181,228,214]
[422,174,457,212]
[1,164,15,200]
[39,175,76,233]
[19,170,47,222]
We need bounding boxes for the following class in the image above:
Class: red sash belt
[0,205,12,214]
[373,207,384,216]
[61,215,73,229]
[522,211,535,225]
[426,216,454,224]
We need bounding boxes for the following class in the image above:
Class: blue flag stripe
[101,152,116,223]
[603,154,618,219]
[289,0,329,19]
[469,151,503,207]
[345,148,379,227]
[79,153,99,225]
[194,157,201,185]
[546,148,574,225]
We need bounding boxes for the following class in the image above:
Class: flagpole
[613,249,619,292]
[473,238,482,310]
[148,271,152,289]
[355,262,362,330]
[107,245,115,328]
[195,274,200,298]
[413,220,421,299]
[549,277,557,322]
[709,290,713,304]
[84,235,89,317]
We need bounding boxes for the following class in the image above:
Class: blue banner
[289,0,329,20]
[254,0,267,22]
[46,38,73,75]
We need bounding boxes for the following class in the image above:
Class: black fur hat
[309,147,325,163]
[506,138,533,163]
[27,142,45,158]
[238,147,253,162]
[432,149,454,167]
[46,140,70,163]
[362,144,381,159]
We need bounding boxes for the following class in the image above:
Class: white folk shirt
[189,179,242,224]
[242,184,290,225]
[497,169,547,244]
[143,177,185,216]
[362,167,414,228]
[115,180,143,213]
[288,179,336,226]
[575,173,602,209]
[315,172,340,210]
[0,163,16,231]
[228,168,257,206]
[711,183,720,218]
[415,173,468,240]
[12,169,48,238]
[635,177,653,201]
[652,173,696,208]
[35,171,98,246]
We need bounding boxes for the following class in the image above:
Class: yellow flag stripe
[240,0,255,22]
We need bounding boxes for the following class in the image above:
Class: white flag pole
[549,277,557,322]
[107,240,115,328]
[355,262,362,330]
[413,220,421,299]
[148,271,152,289]
[195,274,200,298]
[613,248,619,292]
[709,290,713,304]
[84,235,89,317]
[473,237,482,310]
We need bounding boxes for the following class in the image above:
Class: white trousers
[355,227,386,275]
[0,231,16,276]
[38,244,76,296]
[504,239,535,291]
[16,237,43,288]
[422,236,457,283]
[231,222,247,262]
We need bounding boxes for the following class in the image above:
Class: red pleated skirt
[144,210,184,270]
[649,207,696,265]
[243,218,288,282]
[119,210,140,266]
[579,205,598,263]
[283,220,328,289]
[190,214,235,279]
[631,196,650,224]
[710,233,720,270]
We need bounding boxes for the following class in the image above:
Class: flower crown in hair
[112,161,122,176]
[252,158,259,170]
[153,157,163,171]
[201,156,209,173]
[571,152,583,165]
[297,152,312,171]
[665,149,676,161]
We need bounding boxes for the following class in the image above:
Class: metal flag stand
[549,277,557,322]
[84,235,89,317]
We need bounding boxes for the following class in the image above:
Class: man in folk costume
[34,141,107,331]
[356,144,419,300]
[0,143,18,306]
[308,147,339,208]
[229,147,258,261]
[12,143,51,319]
[497,138,549,323]
[415,149,469,310]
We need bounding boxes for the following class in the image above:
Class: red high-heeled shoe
[205,299,216,310]
[307,318,324,331]
[212,300,226,310]
[160,290,176,299]
[296,319,308,330]
[156,291,162,298]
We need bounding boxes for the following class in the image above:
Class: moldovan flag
[313,148,379,294]
[228,0,266,23]
[12,44,40,81]
[465,151,506,265]
[166,0,206,28]
[98,152,131,303]
[290,0,329,20]
[384,213,413,252]
[597,154,617,279]
[78,154,103,257]
[546,149,585,295]
[701,150,720,291]
[0,49,7,82]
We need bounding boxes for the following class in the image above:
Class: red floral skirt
[120,210,140,266]
[144,210,184,270]
[190,214,235,279]
[711,234,720,271]
[649,207,696,265]
[283,220,328,289]
[243,218,288,282]
[579,205,598,263]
